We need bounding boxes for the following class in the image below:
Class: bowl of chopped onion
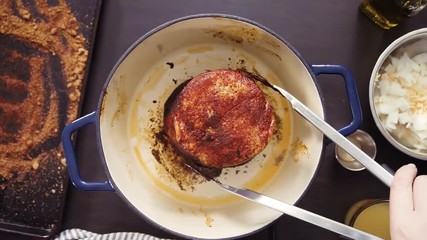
[369,28,427,160]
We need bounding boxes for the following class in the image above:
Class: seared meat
[164,69,275,168]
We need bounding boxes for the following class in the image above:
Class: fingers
[390,164,417,214]
[413,175,427,212]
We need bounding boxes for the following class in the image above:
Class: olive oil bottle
[360,0,427,29]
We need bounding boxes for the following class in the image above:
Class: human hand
[390,163,427,240]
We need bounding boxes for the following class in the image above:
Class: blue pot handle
[62,111,114,191]
[310,64,362,136]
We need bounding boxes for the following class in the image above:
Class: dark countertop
[3,1,427,239]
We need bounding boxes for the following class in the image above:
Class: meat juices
[164,69,275,169]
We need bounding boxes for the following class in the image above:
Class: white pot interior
[99,15,324,239]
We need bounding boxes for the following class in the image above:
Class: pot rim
[94,13,326,239]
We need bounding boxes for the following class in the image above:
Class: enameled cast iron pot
[62,14,362,239]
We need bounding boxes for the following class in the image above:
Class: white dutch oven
[62,14,361,239]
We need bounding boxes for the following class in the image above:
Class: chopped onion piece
[374,49,427,150]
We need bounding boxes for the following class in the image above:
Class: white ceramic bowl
[369,28,427,160]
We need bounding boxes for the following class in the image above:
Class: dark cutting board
[0,0,101,237]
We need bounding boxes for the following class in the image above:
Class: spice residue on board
[0,0,93,231]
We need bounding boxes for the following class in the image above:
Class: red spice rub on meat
[164,69,275,168]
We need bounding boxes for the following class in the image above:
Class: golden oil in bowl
[345,199,390,240]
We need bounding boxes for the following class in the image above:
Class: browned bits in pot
[166,62,174,69]
[148,108,204,191]
[290,138,308,163]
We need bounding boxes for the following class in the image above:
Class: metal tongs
[190,82,394,240]
[270,83,394,187]
[214,180,383,240]
[189,163,383,240]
